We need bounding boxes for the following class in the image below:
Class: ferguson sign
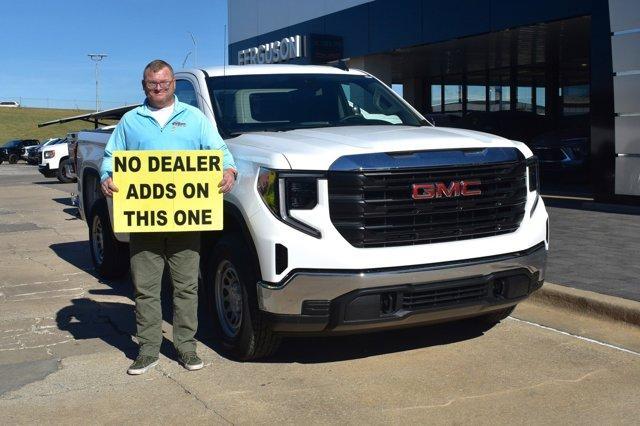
[237,35,303,65]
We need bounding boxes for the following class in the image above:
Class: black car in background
[0,139,39,164]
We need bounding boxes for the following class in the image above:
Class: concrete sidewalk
[543,195,640,302]
[532,282,640,327]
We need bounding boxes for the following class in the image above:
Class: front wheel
[57,159,75,183]
[88,198,130,279]
[204,234,280,360]
[8,154,18,164]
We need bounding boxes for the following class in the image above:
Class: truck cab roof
[181,64,367,78]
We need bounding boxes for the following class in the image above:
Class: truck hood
[231,125,527,170]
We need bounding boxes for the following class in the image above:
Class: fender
[200,201,262,280]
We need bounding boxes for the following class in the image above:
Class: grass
[0,107,110,143]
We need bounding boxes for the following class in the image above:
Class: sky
[0,0,229,110]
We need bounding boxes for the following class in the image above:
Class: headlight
[44,151,55,159]
[526,156,539,192]
[257,167,321,238]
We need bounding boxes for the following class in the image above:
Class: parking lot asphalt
[1,164,640,424]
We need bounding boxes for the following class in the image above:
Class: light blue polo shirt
[100,96,235,181]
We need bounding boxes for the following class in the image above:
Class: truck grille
[328,153,527,248]
[401,282,488,310]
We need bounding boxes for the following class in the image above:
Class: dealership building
[228,0,640,203]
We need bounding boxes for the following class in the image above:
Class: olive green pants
[129,232,200,358]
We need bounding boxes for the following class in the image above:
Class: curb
[526,282,640,328]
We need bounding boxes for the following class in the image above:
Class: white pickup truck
[74,64,548,360]
[38,134,76,183]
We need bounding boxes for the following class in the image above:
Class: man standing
[100,60,236,375]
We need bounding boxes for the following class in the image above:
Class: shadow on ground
[52,197,74,206]
[50,241,104,280]
[56,298,139,360]
[62,207,80,219]
[51,242,493,364]
[254,320,492,364]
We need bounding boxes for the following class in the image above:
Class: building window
[516,86,533,112]
[467,85,486,111]
[536,87,546,115]
[562,85,590,116]
[431,84,442,112]
[444,85,462,113]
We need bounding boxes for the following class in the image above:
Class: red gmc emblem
[411,180,482,200]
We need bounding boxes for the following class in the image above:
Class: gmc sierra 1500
[73,64,548,360]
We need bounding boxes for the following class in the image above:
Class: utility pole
[188,32,197,67]
[88,53,107,111]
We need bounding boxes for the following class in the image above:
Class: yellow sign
[112,150,223,233]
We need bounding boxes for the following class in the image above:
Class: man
[100,59,236,375]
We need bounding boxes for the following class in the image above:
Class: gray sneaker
[179,351,204,371]
[127,355,159,375]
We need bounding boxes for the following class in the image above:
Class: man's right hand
[101,177,119,197]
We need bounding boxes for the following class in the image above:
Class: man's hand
[101,177,119,197]
[218,169,236,194]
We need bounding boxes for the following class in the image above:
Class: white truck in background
[38,134,76,183]
[70,64,548,360]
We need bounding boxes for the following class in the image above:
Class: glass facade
[410,17,592,195]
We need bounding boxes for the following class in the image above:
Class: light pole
[182,51,192,69]
[188,32,197,67]
[88,53,107,111]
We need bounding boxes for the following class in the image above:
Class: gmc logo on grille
[411,180,482,200]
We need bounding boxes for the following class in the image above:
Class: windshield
[207,73,426,136]
[2,140,20,148]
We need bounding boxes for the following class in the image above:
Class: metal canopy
[37,104,140,128]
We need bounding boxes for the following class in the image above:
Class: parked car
[529,129,589,175]
[38,135,76,183]
[0,139,39,164]
[26,138,61,165]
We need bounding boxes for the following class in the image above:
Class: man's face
[142,67,175,108]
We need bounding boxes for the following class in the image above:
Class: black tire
[477,305,516,325]
[8,154,18,164]
[203,234,280,360]
[0,159,3,165]
[57,158,74,183]
[88,198,130,279]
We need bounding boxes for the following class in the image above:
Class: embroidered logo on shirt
[172,121,186,128]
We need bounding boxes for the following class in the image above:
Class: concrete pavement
[1,164,639,425]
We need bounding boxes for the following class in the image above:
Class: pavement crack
[382,369,606,412]
[156,366,234,425]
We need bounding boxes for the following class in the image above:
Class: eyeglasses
[144,80,173,89]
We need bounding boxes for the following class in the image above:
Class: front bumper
[38,164,56,177]
[258,242,547,334]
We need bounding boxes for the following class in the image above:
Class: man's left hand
[218,169,236,194]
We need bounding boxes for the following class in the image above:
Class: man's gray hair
[143,60,174,80]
